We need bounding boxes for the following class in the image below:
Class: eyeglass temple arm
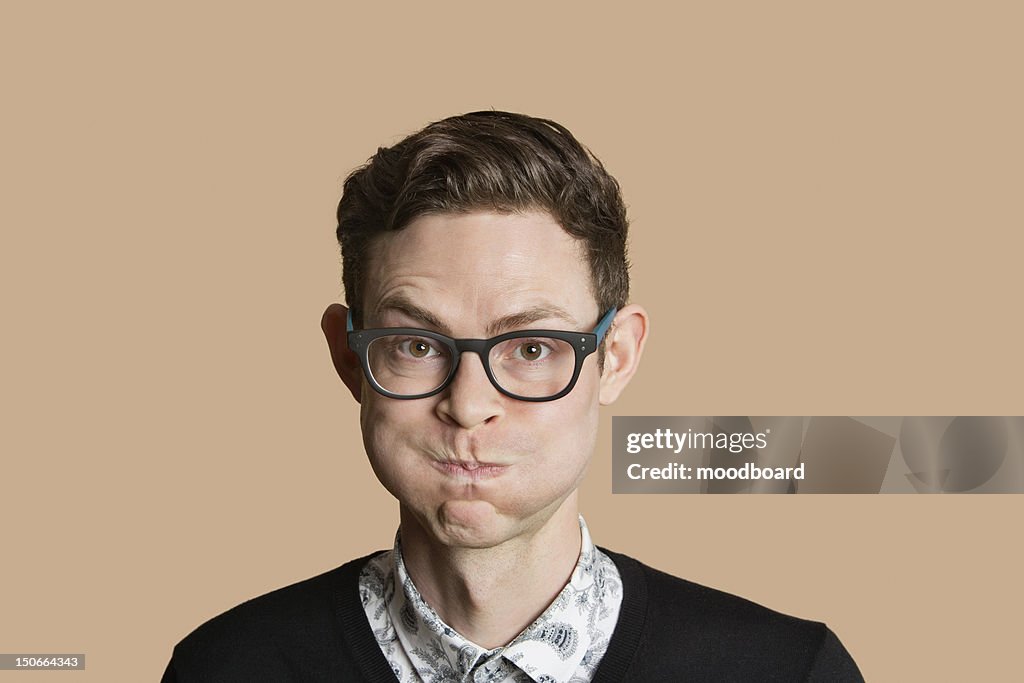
[346,308,354,333]
[594,307,617,343]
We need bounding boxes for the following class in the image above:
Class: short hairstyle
[336,110,630,323]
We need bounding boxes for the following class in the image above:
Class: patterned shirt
[358,517,623,683]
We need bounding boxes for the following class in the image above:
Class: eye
[517,341,550,361]
[399,338,440,359]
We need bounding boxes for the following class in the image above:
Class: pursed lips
[430,459,509,481]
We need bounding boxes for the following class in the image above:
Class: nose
[435,351,504,429]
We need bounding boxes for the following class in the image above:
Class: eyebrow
[372,294,580,337]
[372,294,449,333]
[485,306,579,336]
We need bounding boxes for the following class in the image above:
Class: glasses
[347,308,617,402]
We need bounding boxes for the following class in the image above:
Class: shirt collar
[389,516,613,683]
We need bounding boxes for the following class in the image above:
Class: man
[162,111,863,681]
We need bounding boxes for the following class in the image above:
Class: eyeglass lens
[365,334,577,398]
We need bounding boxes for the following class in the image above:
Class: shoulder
[162,552,384,683]
[597,549,863,682]
[607,547,822,638]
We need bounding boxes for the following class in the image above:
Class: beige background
[2,2,1022,681]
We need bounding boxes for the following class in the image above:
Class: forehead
[362,211,597,330]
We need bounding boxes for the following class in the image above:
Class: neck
[398,498,582,649]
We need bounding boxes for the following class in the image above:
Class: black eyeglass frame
[346,308,617,402]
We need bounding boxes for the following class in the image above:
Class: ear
[321,303,363,403]
[599,304,650,405]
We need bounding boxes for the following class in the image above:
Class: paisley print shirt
[358,517,623,683]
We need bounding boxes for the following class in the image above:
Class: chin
[429,499,513,548]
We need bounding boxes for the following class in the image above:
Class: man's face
[357,211,603,549]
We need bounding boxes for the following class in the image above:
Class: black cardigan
[162,549,863,682]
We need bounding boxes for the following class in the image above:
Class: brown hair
[336,110,630,322]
